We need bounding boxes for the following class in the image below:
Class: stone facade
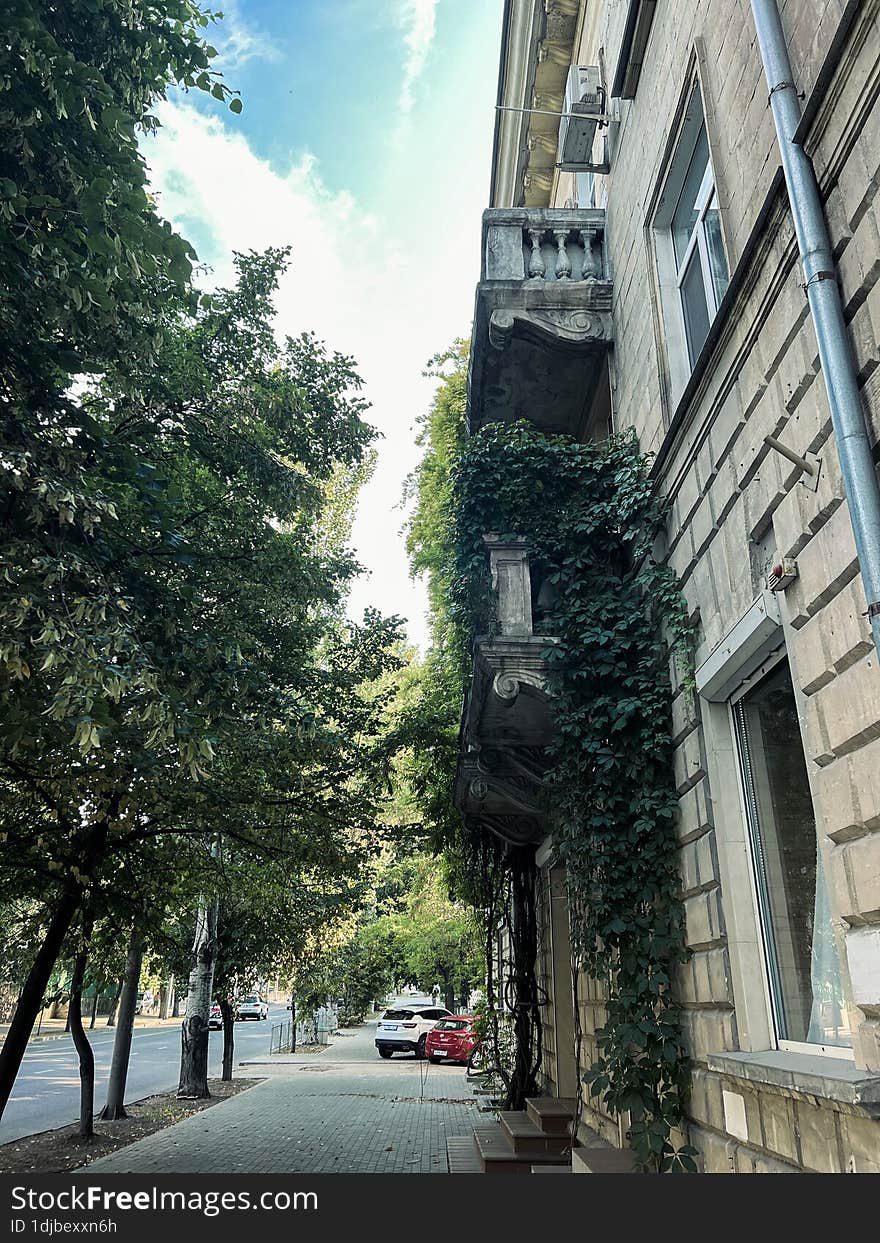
[471,0,880,1172]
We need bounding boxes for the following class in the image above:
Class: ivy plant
[450,420,697,1172]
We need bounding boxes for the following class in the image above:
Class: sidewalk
[84,1021,478,1175]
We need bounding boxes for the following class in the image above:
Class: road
[0,1003,290,1145]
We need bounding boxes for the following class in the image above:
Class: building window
[732,656,852,1055]
[653,81,729,399]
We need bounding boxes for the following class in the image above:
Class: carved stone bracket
[492,668,551,702]
[489,307,611,351]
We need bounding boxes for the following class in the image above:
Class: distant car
[236,995,268,1021]
[425,1015,479,1065]
[375,1004,451,1059]
[208,1002,223,1030]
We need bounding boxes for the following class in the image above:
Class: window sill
[707,1049,880,1111]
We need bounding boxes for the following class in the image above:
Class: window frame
[650,76,729,406]
[728,651,854,1061]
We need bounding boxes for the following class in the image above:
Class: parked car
[374,1004,451,1059]
[208,1002,223,1030]
[425,1015,479,1065]
[236,995,268,1021]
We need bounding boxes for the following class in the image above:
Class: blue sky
[146,0,503,647]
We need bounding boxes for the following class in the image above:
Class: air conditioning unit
[558,65,602,167]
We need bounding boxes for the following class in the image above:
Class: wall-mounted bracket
[763,434,822,493]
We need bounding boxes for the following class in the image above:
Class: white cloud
[396,0,438,114]
[144,99,476,649]
[210,0,280,72]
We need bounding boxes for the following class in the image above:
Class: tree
[0,0,239,401]
[0,249,401,1119]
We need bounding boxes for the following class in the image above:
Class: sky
[144,0,503,650]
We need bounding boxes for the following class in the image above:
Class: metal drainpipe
[750,0,880,659]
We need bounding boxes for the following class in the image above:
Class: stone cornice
[492,0,581,209]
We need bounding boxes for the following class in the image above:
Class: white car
[375,1004,451,1059]
[236,995,268,1021]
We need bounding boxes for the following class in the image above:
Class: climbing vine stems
[451,421,697,1172]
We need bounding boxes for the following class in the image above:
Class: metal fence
[269,1019,294,1054]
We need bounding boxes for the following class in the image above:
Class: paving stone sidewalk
[85,1023,477,1174]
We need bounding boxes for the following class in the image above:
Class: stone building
[456,0,880,1172]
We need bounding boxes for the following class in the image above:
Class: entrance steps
[446,1095,577,1174]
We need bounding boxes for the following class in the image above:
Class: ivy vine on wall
[450,420,697,1172]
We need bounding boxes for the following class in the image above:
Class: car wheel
[378,1049,393,1059]
[415,1035,427,1059]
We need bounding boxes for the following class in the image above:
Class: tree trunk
[68,933,95,1140]
[443,978,455,1012]
[0,881,82,1122]
[172,990,182,1018]
[158,979,171,1021]
[105,981,122,1027]
[220,999,234,1082]
[99,928,143,1120]
[89,987,100,1030]
[177,895,218,1099]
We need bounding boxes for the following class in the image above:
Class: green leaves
[442,420,693,1171]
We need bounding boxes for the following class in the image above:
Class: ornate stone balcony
[468,207,612,440]
[455,536,557,848]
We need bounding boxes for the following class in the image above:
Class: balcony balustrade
[468,207,613,440]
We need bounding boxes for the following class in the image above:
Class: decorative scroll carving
[488,307,610,352]
[492,669,550,702]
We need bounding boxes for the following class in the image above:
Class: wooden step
[472,1124,569,1174]
[499,1111,572,1157]
[524,1096,577,1135]
[531,1164,573,1173]
[446,1135,482,1173]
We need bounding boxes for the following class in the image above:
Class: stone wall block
[691,945,734,1005]
[834,829,880,924]
[785,499,860,624]
[687,1123,735,1173]
[795,1100,844,1172]
[758,1093,800,1164]
[809,651,880,762]
[679,1007,736,1061]
[840,1112,880,1173]
[674,726,705,795]
[837,205,880,320]
[675,776,714,843]
[813,738,880,844]
[688,1068,726,1131]
[856,1018,880,1073]
[683,886,725,948]
[679,830,718,894]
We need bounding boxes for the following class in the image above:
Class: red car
[424,1015,479,1065]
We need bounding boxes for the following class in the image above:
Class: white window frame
[728,652,854,1061]
[652,80,728,405]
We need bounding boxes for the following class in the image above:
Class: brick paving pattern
[85,1020,477,1174]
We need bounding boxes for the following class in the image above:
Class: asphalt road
[0,1003,290,1145]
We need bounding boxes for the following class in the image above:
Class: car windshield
[382,1009,415,1020]
[241,997,259,1004]
[434,1019,471,1031]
